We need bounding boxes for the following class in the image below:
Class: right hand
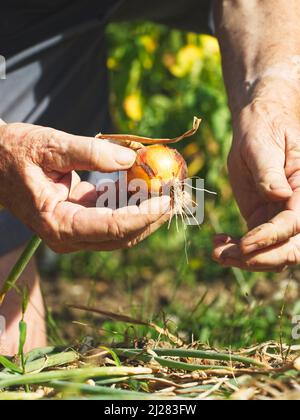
[212,81,300,271]
[0,122,171,253]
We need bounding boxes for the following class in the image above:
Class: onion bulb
[127,145,188,196]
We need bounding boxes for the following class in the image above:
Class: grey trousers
[0,0,212,256]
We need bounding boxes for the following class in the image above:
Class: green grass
[0,343,299,400]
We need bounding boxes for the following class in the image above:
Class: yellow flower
[143,56,153,70]
[200,35,220,57]
[170,44,203,78]
[107,57,118,70]
[140,35,157,54]
[123,93,143,122]
[189,258,203,270]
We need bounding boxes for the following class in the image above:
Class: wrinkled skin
[0,121,171,355]
[212,0,300,272]
[213,96,300,272]
[0,122,171,254]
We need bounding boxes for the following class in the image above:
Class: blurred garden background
[40,21,300,350]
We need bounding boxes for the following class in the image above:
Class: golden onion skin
[127,145,188,195]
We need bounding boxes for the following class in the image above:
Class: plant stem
[0,235,42,305]
[115,348,266,369]
[139,348,265,368]
[114,349,233,372]
[0,366,152,389]
[0,392,43,401]
[48,381,158,399]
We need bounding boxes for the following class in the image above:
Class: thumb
[248,144,292,201]
[49,130,137,173]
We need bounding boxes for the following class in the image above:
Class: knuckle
[85,138,99,169]
[287,136,300,155]
[68,209,80,239]
[39,212,64,244]
[37,127,62,168]
[287,212,300,236]
[13,125,60,167]
[286,246,300,266]
[2,123,39,162]
[267,221,279,244]
[106,214,126,241]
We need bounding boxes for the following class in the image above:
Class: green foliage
[0,356,23,374]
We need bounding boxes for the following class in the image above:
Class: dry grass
[0,336,299,400]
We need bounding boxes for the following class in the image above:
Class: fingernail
[214,234,232,245]
[115,147,136,166]
[269,183,292,198]
[270,183,291,192]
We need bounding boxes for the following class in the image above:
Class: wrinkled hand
[213,95,300,272]
[0,122,170,253]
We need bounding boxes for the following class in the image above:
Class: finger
[247,141,292,201]
[53,196,171,243]
[48,129,137,172]
[69,181,97,207]
[76,211,171,252]
[212,235,240,263]
[70,171,81,188]
[213,234,300,272]
[241,210,300,254]
[115,196,171,217]
[213,234,234,246]
[221,258,287,273]
[139,196,172,216]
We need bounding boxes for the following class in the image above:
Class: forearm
[214,0,300,114]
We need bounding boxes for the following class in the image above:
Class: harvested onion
[127,145,188,196]
[96,117,202,219]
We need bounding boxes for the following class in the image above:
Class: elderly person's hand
[212,0,300,272]
[213,84,300,272]
[0,121,170,253]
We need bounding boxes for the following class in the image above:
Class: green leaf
[99,346,122,367]
[18,320,27,360]
[0,356,22,374]
[0,236,41,305]
[21,286,30,316]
